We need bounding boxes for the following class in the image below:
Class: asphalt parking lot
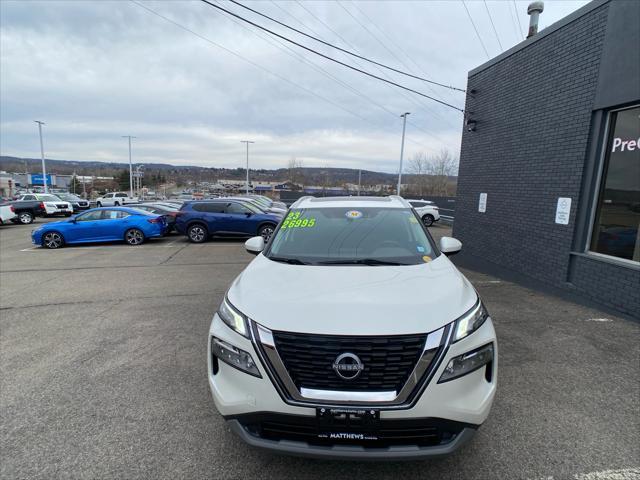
[1,218,638,480]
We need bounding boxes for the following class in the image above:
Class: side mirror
[440,236,462,256]
[245,236,264,255]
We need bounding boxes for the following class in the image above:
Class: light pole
[35,121,48,193]
[357,169,362,196]
[122,135,136,197]
[241,140,254,194]
[397,112,410,196]
[135,165,144,198]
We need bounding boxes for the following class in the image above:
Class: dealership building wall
[453,0,639,317]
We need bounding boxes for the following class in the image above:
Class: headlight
[211,337,261,377]
[452,301,489,342]
[438,343,494,383]
[218,296,249,337]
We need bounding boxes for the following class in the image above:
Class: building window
[590,105,640,263]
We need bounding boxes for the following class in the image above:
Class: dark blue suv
[176,200,282,243]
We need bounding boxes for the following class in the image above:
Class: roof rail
[290,196,313,208]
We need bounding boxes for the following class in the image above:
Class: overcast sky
[1,0,589,172]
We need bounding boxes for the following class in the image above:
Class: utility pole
[240,140,254,194]
[358,169,362,196]
[135,165,144,199]
[122,135,136,197]
[35,121,48,193]
[397,112,410,196]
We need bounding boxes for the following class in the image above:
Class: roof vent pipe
[527,1,544,38]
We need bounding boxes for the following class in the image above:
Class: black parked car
[131,203,180,233]
[56,193,90,212]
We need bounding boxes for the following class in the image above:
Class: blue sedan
[31,207,167,249]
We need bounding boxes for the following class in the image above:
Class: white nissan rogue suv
[208,196,497,459]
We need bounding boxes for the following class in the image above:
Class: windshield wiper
[268,256,309,265]
[317,258,408,266]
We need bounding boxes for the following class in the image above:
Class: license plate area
[316,407,380,442]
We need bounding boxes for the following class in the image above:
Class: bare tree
[287,157,305,188]
[407,149,459,196]
[408,152,429,196]
[426,149,458,196]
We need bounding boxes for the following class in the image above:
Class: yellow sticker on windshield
[409,217,418,224]
[281,215,316,229]
[345,210,363,219]
[422,255,432,263]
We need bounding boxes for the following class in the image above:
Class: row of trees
[285,149,458,196]
[406,149,458,197]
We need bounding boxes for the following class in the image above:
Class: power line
[292,0,451,120]
[513,0,525,38]
[265,0,455,148]
[483,0,503,51]
[330,0,460,129]
[131,1,373,126]
[507,0,522,42]
[461,0,490,59]
[199,0,464,113]
[130,1,440,152]
[227,0,465,93]
[210,0,442,150]
[346,0,463,105]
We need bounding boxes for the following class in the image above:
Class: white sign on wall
[555,197,572,225]
[478,193,487,213]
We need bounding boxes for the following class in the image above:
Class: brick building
[454,0,639,317]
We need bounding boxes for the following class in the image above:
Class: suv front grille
[272,331,427,392]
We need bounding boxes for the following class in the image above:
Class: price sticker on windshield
[281,211,316,229]
[345,210,363,219]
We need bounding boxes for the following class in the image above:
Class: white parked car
[18,194,73,216]
[0,204,17,224]
[208,196,497,460]
[96,192,139,207]
[407,199,440,227]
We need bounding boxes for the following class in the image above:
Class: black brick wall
[453,2,640,318]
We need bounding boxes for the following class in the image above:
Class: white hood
[227,254,478,336]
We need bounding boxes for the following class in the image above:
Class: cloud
[0,0,589,170]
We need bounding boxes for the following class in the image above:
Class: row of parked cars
[20,194,288,249]
[3,191,441,251]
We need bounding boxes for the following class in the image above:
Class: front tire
[422,214,435,227]
[125,228,145,246]
[96,202,102,207]
[18,212,34,224]
[42,231,64,249]
[258,223,276,242]
[187,224,207,243]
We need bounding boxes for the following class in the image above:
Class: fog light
[211,337,261,377]
[438,343,493,383]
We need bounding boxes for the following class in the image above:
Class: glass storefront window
[590,105,640,262]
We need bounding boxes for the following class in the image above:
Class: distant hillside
[0,155,431,185]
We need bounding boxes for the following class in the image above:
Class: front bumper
[208,314,497,458]
[227,415,477,460]
[44,205,73,215]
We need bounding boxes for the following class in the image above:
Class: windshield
[38,195,62,202]
[267,207,438,265]
[59,194,80,201]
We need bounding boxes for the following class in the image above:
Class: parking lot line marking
[574,467,640,480]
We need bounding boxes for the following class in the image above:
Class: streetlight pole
[35,121,48,193]
[241,140,254,194]
[397,112,410,196]
[122,136,136,197]
[358,169,362,196]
